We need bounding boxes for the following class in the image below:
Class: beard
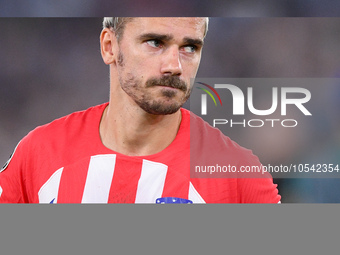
[117,50,192,115]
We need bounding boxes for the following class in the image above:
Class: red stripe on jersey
[161,167,190,199]
[57,157,91,203]
[108,157,143,203]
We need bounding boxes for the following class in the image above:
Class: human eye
[182,45,198,53]
[146,39,163,48]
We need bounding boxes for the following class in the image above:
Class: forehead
[124,17,206,40]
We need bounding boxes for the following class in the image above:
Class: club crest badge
[156,197,193,204]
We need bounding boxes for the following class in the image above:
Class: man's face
[114,17,206,115]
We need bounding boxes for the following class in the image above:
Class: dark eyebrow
[183,37,204,46]
[138,33,204,46]
[138,33,174,42]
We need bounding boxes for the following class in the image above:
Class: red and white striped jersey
[0,103,280,203]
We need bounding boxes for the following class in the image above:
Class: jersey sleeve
[0,139,28,203]
[235,147,281,203]
[237,175,281,203]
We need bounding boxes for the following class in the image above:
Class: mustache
[145,76,188,92]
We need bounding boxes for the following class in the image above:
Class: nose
[160,46,183,76]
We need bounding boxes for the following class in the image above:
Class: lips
[157,84,179,89]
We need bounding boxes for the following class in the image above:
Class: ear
[100,28,118,65]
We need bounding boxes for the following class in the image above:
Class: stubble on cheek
[117,50,124,67]
[119,72,143,99]
[116,50,193,114]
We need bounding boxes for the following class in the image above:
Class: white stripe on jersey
[134,159,168,203]
[188,182,206,203]
[38,167,63,203]
[37,155,206,204]
[81,154,116,203]
[0,185,2,198]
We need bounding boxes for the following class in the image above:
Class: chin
[140,101,182,115]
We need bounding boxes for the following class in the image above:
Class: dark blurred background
[1,15,340,202]
[2,0,340,17]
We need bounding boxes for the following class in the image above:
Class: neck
[99,96,182,156]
